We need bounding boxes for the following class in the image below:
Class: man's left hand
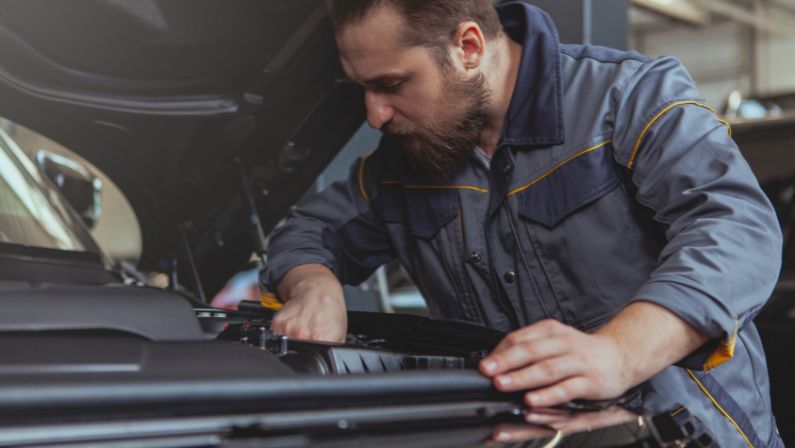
[479,319,632,410]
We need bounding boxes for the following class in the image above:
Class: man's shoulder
[556,44,693,114]
[560,44,651,66]
[557,45,656,106]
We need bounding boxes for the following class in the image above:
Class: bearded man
[261,1,784,446]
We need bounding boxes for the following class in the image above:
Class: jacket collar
[497,2,565,147]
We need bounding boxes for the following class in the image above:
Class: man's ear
[452,21,486,70]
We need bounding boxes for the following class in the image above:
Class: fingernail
[482,360,497,373]
[497,375,513,387]
[526,394,540,406]
[495,432,512,442]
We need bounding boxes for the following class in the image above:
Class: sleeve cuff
[676,323,738,371]
[260,252,339,294]
[630,280,739,371]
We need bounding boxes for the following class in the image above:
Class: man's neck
[479,35,523,156]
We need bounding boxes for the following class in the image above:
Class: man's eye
[384,81,403,93]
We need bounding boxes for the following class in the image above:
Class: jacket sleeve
[260,152,394,293]
[611,56,782,371]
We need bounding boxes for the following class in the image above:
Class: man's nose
[364,91,395,130]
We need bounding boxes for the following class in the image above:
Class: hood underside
[0,0,366,295]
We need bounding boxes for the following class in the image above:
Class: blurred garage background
[3,0,794,313]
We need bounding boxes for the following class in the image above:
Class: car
[0,1,719,446]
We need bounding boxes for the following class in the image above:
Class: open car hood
[0,284,716,447]
[0,0,365,294]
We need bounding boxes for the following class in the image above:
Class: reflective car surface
[0,127,91,252]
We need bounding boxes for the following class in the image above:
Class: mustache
[381,120,413,137]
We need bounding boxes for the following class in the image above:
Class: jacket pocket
[515,143,621,227]
[512,142,654,330]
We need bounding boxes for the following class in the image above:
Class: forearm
[595,301,710,387]
[271,263,348,343]
[277,263,341,302]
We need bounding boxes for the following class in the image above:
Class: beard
[382,70,490,181]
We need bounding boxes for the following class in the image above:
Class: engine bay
[201,301,503,376]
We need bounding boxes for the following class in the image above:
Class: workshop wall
[633,20,753,107]
[758,33,795,94]
[632,3,795,107]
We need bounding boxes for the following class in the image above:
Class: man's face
[336,5,490,180]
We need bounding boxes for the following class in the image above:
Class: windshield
[0,128,93,253]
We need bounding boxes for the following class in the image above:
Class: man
[262,1,783,446]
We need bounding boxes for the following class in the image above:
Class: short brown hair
[327,0,502,65]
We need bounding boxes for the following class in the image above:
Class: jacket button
[469,251,482,262]
[503,163,512,174]
[504,271,516,283]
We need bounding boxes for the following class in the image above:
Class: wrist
[279,264,340,302]
[592,332,636,390]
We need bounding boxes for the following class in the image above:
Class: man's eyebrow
[360,72,408,85]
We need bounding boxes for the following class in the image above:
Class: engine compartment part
[209,303,504,375]
[0,283,204,340]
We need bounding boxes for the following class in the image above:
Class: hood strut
[178,225,207,304]
[236,158,268,267]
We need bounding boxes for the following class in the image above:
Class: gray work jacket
[263,3,784,446]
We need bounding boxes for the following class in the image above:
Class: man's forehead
[336,11,422,83]
[335,4,404,54]
[339,43,427,85]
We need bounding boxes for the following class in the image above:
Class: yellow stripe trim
[507,141,612,198]
[703,325,738,372]
[686,369,754,448]
[358,154,372,202]
[405,184,488,193]
[379,181,488,193]
[627,101,732,169]
[717,118,734,137]
[671,406,686,417]
[260,292,284,311]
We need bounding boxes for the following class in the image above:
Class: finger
[494,355,582,392]
[547,408,637,433]
[481,337,569,377]
[525,376,591,408]
[492,320,569,353]
[310,328,345,343]
[490,423,555,443]
[524,411,572,426]
[270,317,286,335]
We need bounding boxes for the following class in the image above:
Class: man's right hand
[270,264,348,343]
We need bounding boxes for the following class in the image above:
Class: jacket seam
[626,100,732,170]
[379,182,489,193]
[455,212,488,324]
[512,203,563,322]
[685,369,757,448]
[508,140,612,197]
[560,50,649,65]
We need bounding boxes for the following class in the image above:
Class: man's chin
[390,131,477,181]
[403,148,471,182]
